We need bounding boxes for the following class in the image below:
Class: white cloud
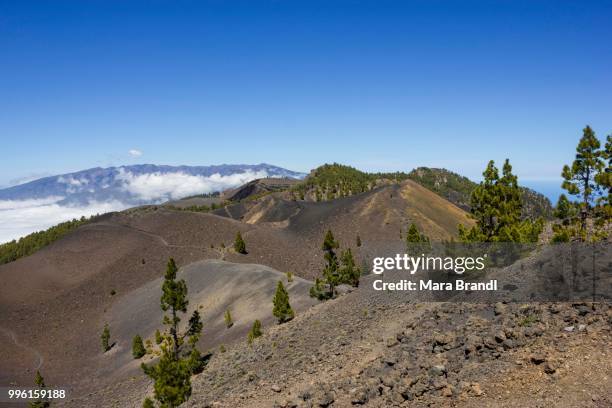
[57,176,89,194]
[0,169,273,244]
[0,197,127,244]
[117,169,269,201]
[129,149,143,157]
[0,196,65,211]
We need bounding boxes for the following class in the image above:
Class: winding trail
[0,326,44,371]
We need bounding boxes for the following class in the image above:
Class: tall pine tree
[459,159,541,243]
[310,230,340,299]
[339,248,361,287]
[595,135,611,212]
[141,257,204,407]
[561,126,605,233]
[160,258,188,359]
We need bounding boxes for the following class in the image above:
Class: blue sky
[1,0,611,189]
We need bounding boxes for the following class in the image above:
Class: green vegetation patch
[0,215,102,265]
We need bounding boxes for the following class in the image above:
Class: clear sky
[1,0,611,187]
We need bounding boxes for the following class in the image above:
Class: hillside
[0,180,474,398]
[1,167,603,408]
[408,167,554,219]
[70,256,612,408]
[290,163,408,201]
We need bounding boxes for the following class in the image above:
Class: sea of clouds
[0,197,127,244]
[115,168,269,201]
[0,169,271,244]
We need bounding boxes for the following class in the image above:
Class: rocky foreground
[70,269,612,408]
[179,290,610,407]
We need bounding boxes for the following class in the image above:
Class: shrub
[101,324,111,352]
[234,232,247,254]
[518,314,539,327]
[247,320,262,344]
[224,309,233,328]
[132,335,146,359]
[0,215,97,265]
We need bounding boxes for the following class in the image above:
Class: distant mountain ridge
[0,163,305,206]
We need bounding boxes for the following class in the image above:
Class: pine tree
[155,329,163,345]
[132,335,146,359]
[247,320,263,344]
[458,159,542,243]
[463,160,501,241]
[233,232,247,254]
[406,223,424,243]
[160,258,188,359]
[101,323,111,352]
[142,398,155,408]
[142,258,204,407]
[141,345,192,408]
[309,278,327,300]
[186,348,205,374]
[496,159,525,241]
[322,230,340,294]
[310,230,359,299]
[224,309,233,328]
[29,371,49,408]
[561,126,605,234]
[310,230,340,299]
[554,194,576,225]
[272,281,295,323]
[339,248,361,287]
[498,160,522,226]
[406,223,430,254]
[595,134,611,214]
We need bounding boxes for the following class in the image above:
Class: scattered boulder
[429,364,447,377]
[494,302,507,316]
[530,353,547,365]
[349,387,368,405]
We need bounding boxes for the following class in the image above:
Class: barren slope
[0,180,477,404]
